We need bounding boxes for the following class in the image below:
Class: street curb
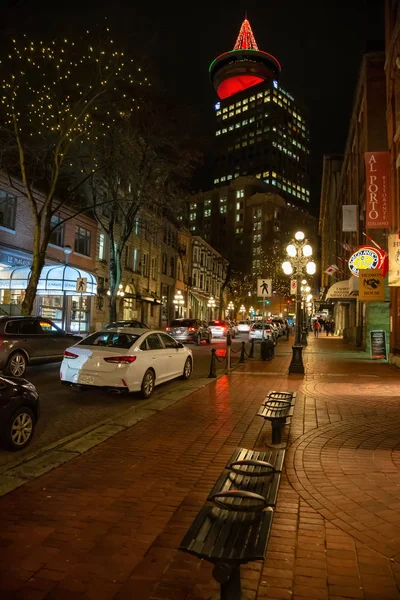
[0,361,242,497]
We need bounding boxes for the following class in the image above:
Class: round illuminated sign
[348,246,384,277]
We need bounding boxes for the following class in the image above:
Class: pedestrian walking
[313,320,321,337]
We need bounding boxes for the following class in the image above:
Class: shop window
[74,226,91,256]
[49,215,64,247]
[0,190,17,231]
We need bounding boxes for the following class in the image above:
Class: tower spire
[233,17,259,51]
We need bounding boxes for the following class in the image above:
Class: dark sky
[1,0,385,214]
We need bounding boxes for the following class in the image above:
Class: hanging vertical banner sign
[342,205,358,232]
[388,233,400,286]
[290,279,297,295]
[364,151,391,229]
[358,269,385,302]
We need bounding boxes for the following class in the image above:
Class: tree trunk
[108,245,122,323]
[109,295,118,322]
[21,216,46,316]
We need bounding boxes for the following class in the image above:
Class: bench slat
[226,448,285,473]
[179,506,274,563]
[208,470,281,509]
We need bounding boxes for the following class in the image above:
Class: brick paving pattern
[1,334,400,598]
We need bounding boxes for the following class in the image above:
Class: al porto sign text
[364,152,391,229]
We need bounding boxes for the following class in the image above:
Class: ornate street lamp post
[282,231,316,374]
[227,301,234,320]
[240,304,246,319]
[173,290,185,318]
[207,295,216,320]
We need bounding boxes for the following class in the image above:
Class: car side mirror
[176,342,183,349]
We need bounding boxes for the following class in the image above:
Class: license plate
[79,375,94,385]
[175,330,182,334]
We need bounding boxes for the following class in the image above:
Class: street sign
[257,278,272,298]
[76,277,87,293]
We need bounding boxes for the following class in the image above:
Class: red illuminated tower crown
[209,17,281,100]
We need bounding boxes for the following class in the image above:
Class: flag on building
[324,265,339,275]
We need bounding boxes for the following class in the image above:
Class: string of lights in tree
[0,29,151,173]
[233,18,259,51]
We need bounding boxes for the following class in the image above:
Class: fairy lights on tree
[233,18,259,51]
[0,28,150,316]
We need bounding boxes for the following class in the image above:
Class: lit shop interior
[0,264,97,334]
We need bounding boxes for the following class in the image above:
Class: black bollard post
[239,341,245,363]
[260,339,267,361]
[249,339,254,358]
[208,348,217,378]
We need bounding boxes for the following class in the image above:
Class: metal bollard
[208,348,217,378]
[239,341,245,363]
[226,347,231,373]
[249,339,254,358]
[260,339,267,361]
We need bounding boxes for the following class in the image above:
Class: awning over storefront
[0,265,97,295]
[326,279,354,300]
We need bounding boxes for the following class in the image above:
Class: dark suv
[103,320,149,329]
[166,319,212,344]
[0,316,81,377]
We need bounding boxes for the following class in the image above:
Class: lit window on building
[221,176,226,181]
[222,128,227,134]
[190,225,196,232]
[235,101,242,107]
[227,174,233,180]
[222,107,228,113]
[190,212,196,221]
[204,209,211,218]
[216,110,221,116]
[236,189,244,199]
[214,178,220,184]
[190,202,197,210]
[216,130,221,136]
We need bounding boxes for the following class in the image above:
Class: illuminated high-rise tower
[209,17,310,208]
[187,17,315,280]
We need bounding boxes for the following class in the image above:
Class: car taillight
[103,356,137,364]
[188,327,196,331]
[166,326,171,331]
[64,350,78,359]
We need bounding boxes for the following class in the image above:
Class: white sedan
[60,328,193,398]
[237,321,251,333]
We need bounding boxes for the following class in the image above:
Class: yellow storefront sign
[358,269,384,302]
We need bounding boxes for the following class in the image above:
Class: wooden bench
[257,391,296,445]
[207,447,285,511]
[179,505,274,599]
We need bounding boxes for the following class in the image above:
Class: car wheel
[140,369,155,399]
[196,334,201,346]
[5,352,27,377]
[181,357,192,380]
[3,406,36,451]
[206,333,212,344]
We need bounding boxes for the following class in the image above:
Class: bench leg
[212,563,245,600]
[271,421,283,445]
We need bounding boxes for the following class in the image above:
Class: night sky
[1,0,385,214]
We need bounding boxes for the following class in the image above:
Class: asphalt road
[0,334,252,468]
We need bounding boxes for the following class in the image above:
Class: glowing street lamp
[281,231,316,374]
[173,290,185,317]
[207,295,216,319]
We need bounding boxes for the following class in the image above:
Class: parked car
[0,316,82,377]
[0,375,39,451]
[60,328,193,398]
[103,320,150,329]
[208,320,236,339]
[237,321,251,333]
[166,319,212,344]
[249,323,274,341]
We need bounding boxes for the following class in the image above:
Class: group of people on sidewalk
[312,317,335,337]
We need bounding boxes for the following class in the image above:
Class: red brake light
[188,327,196,331]
[64,350,78,359]
[103,356,137,364]
[166,326,171,331]
[214,321,220,324]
